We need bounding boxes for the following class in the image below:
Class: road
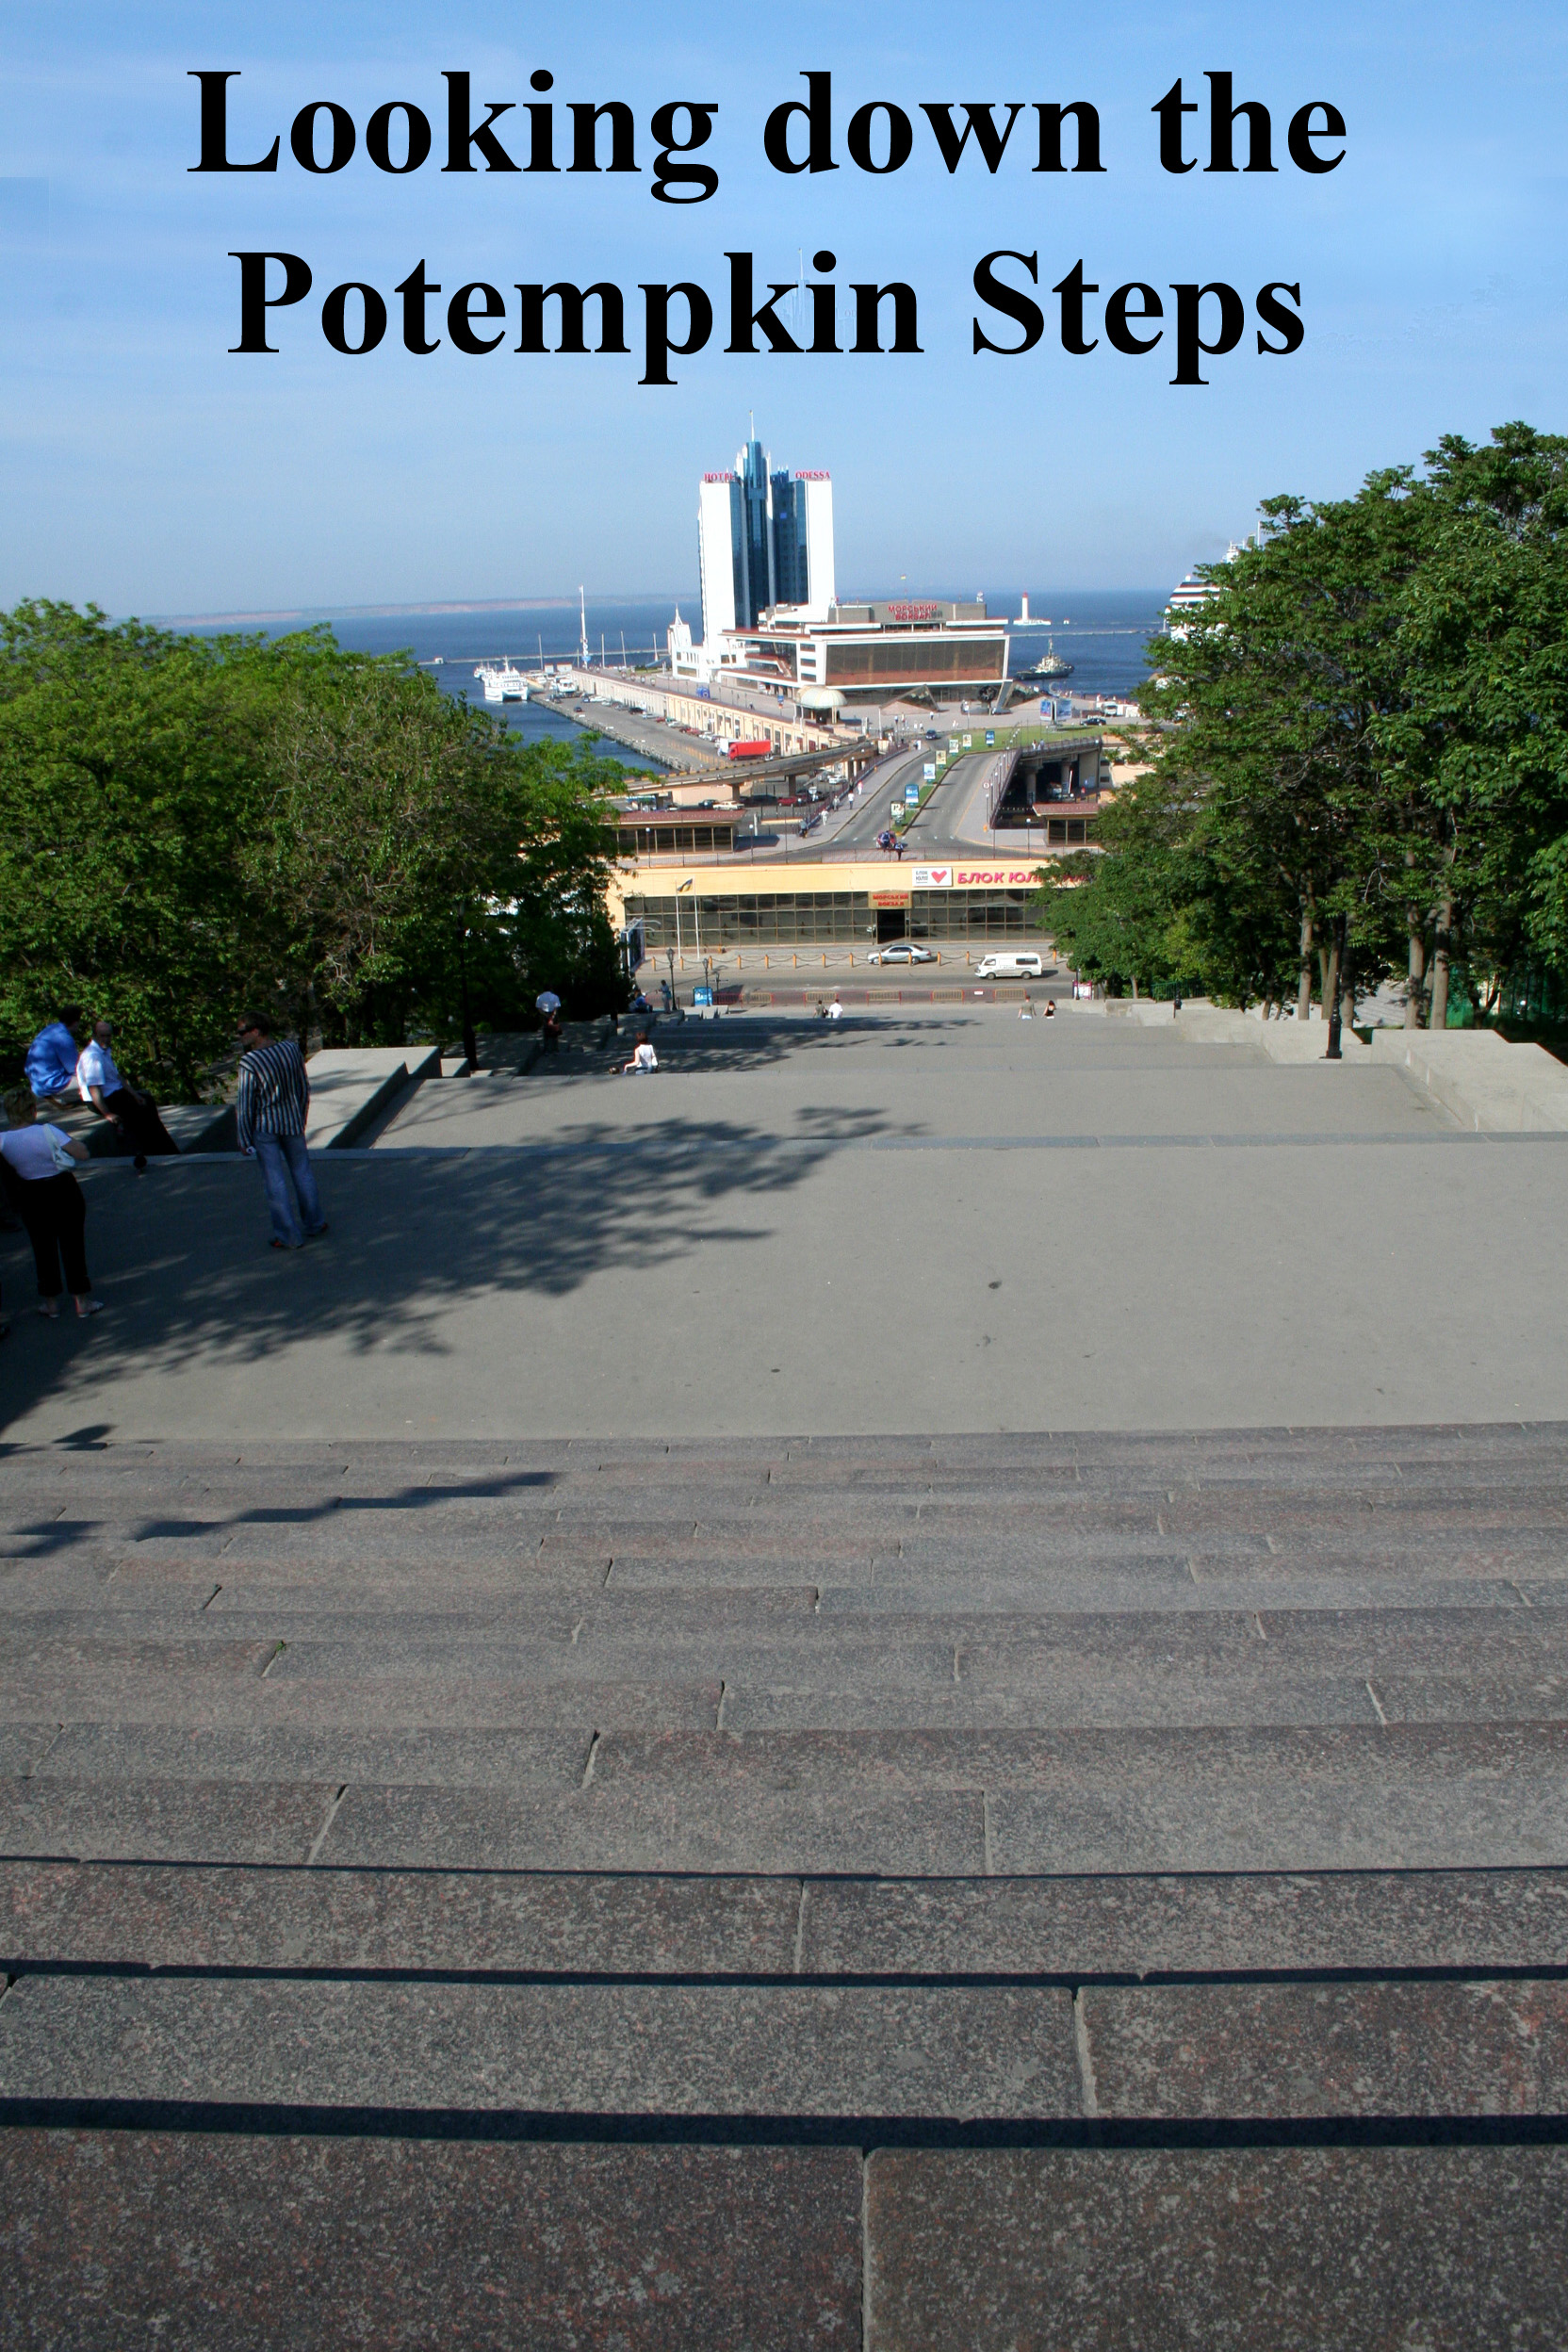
[735,741,929,864]
[819,748,1002,863]
[661,728,1073,868]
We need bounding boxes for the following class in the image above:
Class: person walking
[76,1019,177,1169]
[24,1008,83,1105]
[235,1014,327,1251]
[0,1090,102,1319]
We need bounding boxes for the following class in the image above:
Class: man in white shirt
[825,995,843,1021]
[76,1019,176,1170]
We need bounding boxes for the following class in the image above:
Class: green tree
[1037,768,1199,997]
[0,603,631,1094]
[1379,426,1568,1024]
[0,601,258,1093]
[1141,480,1429,1047]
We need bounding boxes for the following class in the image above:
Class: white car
[868,942,936,965]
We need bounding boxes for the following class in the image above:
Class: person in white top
[75,1018,176,1169]
[0,1090,100,1321]
[620,1033,659,1074]
[825,995,844,1021]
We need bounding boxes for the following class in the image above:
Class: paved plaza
[3,1006,1567,2344]
[1,1004,1564,1446]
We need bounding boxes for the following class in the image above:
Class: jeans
[253,1132,324,1248]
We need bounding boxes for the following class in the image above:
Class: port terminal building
[558,597,1015,762]
[609,857,1058,952]
[698,598,1009,710]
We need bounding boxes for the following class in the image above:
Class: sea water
[181,587,1170,766]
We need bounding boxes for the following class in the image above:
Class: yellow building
[610,857,1058,952]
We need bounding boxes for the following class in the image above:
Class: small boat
[1013,634,1073,683]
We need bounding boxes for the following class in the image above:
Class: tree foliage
[0,603,629,1092]
[1039,424,1568,1027]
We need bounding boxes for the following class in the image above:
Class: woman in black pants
[0,1091,102,1320]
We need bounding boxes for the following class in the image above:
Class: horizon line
[141,594,695,629]
[139,585,1172,629]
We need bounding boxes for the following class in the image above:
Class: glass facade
[772,474,808,607]
[825,636,1007,684]
[911,889,1041,939]
[615,823,736,858]
[734,440,775,626]
[629,891,869,946]
[626,887,1049,947]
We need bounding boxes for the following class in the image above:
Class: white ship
[473,662,531,703]
[1166,544,1242,638]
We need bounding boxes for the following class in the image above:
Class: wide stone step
[866,2147,1568,2350]
[9,1727,1568,1873]
[0,1974,1080,2115]
[7,1430,1568,2344]
[5,2131,1563,2350]
[8,1858,1568,1979]
[0,2130,859,2350]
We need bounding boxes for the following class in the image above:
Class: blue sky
[1,0,1564,612]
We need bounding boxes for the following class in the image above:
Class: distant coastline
[147,594,692,629]
[145,587,1171,630]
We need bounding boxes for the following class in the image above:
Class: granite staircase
[3,1426,1567,2346]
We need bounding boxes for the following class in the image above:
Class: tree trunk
[1323,921,1344,1060]
[1405,907,1427,1027]
[1130,973,1138,1001]
[1297,904,1315,1021]
[458,927,479,1075]
[1429,890,1454,1033]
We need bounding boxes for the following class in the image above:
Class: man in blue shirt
[24,1009,83,1103]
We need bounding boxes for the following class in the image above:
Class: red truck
[725,740,773,759]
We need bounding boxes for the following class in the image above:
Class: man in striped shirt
[236,1015,328,1251]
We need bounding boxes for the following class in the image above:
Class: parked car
[975,951,1049,979]
[867,942,937,965]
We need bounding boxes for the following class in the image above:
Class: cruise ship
[1166,543,1242,638]
[473,662,531,703]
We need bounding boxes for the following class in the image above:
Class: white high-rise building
[694,433,837,655]
[696,473,740,645]
[789,472,836,619]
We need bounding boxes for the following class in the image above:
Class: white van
[975,951,1047,980]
